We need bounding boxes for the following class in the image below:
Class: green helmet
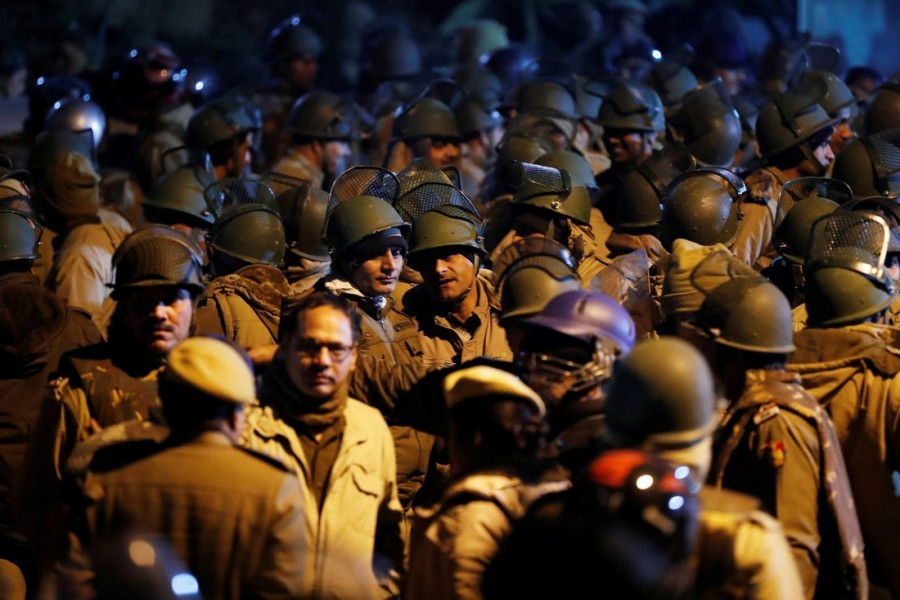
[509,161,592,225]
[492,238,581,323]
[644,60,699,111]
[111,225,205,299]
[186,96,257,151]
[393,97,460,141]
[287,90,354,140]
[455,98,502,137]
[142,165,217,227]
[0,209,40,262]
[367,32,422,82]
[794,69,857,117]
[534,150,598,190]
[772,177,849,264]
[407,206,485,268]
[805,211,897,326]
[27,128,95,176]
[732,93,762,144]
[832,132,900,200]
[668,79,742,167]
[755,91,836,158]
[604,336,716,448]
[495,131,555,174]
[208,204,286,269]
[324,195,410,259]
[275,179,330,260]
[266,16,322,65]
[863,82,900,135]
[696,277,796,353]
[660,167,746,250]
[597,82,664,133]
[515,80,578,120]
[616,150,691,232]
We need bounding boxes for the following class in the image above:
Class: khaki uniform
[268,147,325,193]
[240,400,405,599]
[62,432,305,600]
[710,369,867,599]
[739,166,789,270]
[194,264,292,348]
[788,324,900,597]
[405,472,569,600]
[695,487,806,599]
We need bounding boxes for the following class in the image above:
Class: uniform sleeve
[735,511,806,599]
[754,412,822,599]
[248,474,307,600]
[192,296,229,340]
[731,201,776,269]
[50,233,114,321]
[350,355,444,434]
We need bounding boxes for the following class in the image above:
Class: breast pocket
[344,467,384,536]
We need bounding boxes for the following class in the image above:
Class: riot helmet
[659,167,746,250]
[508,161,592,225]
[393,97,461,142]
[143,164,217,228]
[270,174,330,261]
[111,225,204,299]
[644,60,699,112]
[772,177,848,264]
[534,150,599,191]
[406,205,484,271]
[831,130,900,199]
[667,79,742,167]
[863,82,900,135]
[0,208,41,262]
[616,144,694,233]
[44,97,106,155]
[207,203,286,272]
[755,91,836,169]
[287,90,355,140]
[597,81,665,133]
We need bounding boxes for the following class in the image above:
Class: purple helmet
[521,289,636,353]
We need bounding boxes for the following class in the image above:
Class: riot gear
[394,158,480,223]
[514,80,578,120]
[863,82,900,135]
[522,289,636,353]
[406,206,485,270]
[695,276,796,353]
[207,204,286,268]
[142,165,217,228]
[271,175,330,260]
[772,177,848,264]
[265,16,322,66]
[27,128,94,175]
[111,225,204,299]
[287,90,355,140]
[455,98,502,137]
[26,74,92,136]
[831,130,900,199]
[616,145,694,232]
[804,211,897,326]
[365,32,422,83]
[755,91,835,165]
[668,79,742,167]
[186,95,259,153]
[794,69,857,118]
[604,336,716,449]
[0,208,41,262]
[508,161,592,225]
[44,97,106,154]
[597,81,665,133]
[534,150,599,190]
[644,60,699,112]
[660,167,747,249]
[393,97,460,142]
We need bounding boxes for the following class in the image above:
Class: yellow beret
[163,337,256,404]
[444,365,545,418]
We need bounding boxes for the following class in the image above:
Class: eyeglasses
[294,338,355,362]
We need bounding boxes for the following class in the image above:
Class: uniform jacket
[405,471,569,600]
[269,148,324,192]
[240,399,405,599]
[62,432,306,600]
[710,369,867,599]
[788,324,900,597]
[194,264,292,348]
[739,166,787,270]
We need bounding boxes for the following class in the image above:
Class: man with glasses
[240,292,404,599]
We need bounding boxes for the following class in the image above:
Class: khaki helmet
[111,225,205,299]
[287,90,354,140]
[271,175,330,260]
[660,167,747,250]
[863,82,900,135]
[407,205,484,270]
[667,79,742,167]
[644,60,699,111]
[0,208,41,262]
[208,203,286,269]
[509,161,592,225]
[324,195,409,259]
[832,131,900,200]
[534,150,599,190]
[142,164,217,228]
[805,211,897,326]
[696,277,796,353]
[617,145,695,232]
[393,97,460,142]
[755,91,836,159]
[794,69,857,117]
[772,177,848,264]
[597,81,664,133]
[604,336,716,449]
[186,95,258,152]
[492,238,580,323]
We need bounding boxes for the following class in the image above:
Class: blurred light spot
[636,474,654,490]
[129,539,156,567]
[651,49,663,61]
[194,81,205,92]
[674,466,690,480]
[668,495,685,510]
[36,76,45,86]
[52,101,62,111]
[129,49,138,58]
[172,573,200,596]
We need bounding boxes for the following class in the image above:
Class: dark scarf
[261,350,348,430]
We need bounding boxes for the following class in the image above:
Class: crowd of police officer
[1,2,900,599]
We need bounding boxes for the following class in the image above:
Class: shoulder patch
[752,402,781,425]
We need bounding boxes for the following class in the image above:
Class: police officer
[387,96,462,173]
[185,94,260,181]
[61,337,306,600]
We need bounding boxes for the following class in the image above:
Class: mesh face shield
[774,177,853,231]
[111,225,204,298]
[492,237,577,286]
[861,130,900,198]
[325,166,400,219]
[519,339,618,396]
[394,158,481,224]
[807,211,893,288]
[202,178,277,219]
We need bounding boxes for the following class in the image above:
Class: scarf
[261,349,348,429]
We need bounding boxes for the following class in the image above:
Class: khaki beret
[162,337,256,404]
[444,365,545,418]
